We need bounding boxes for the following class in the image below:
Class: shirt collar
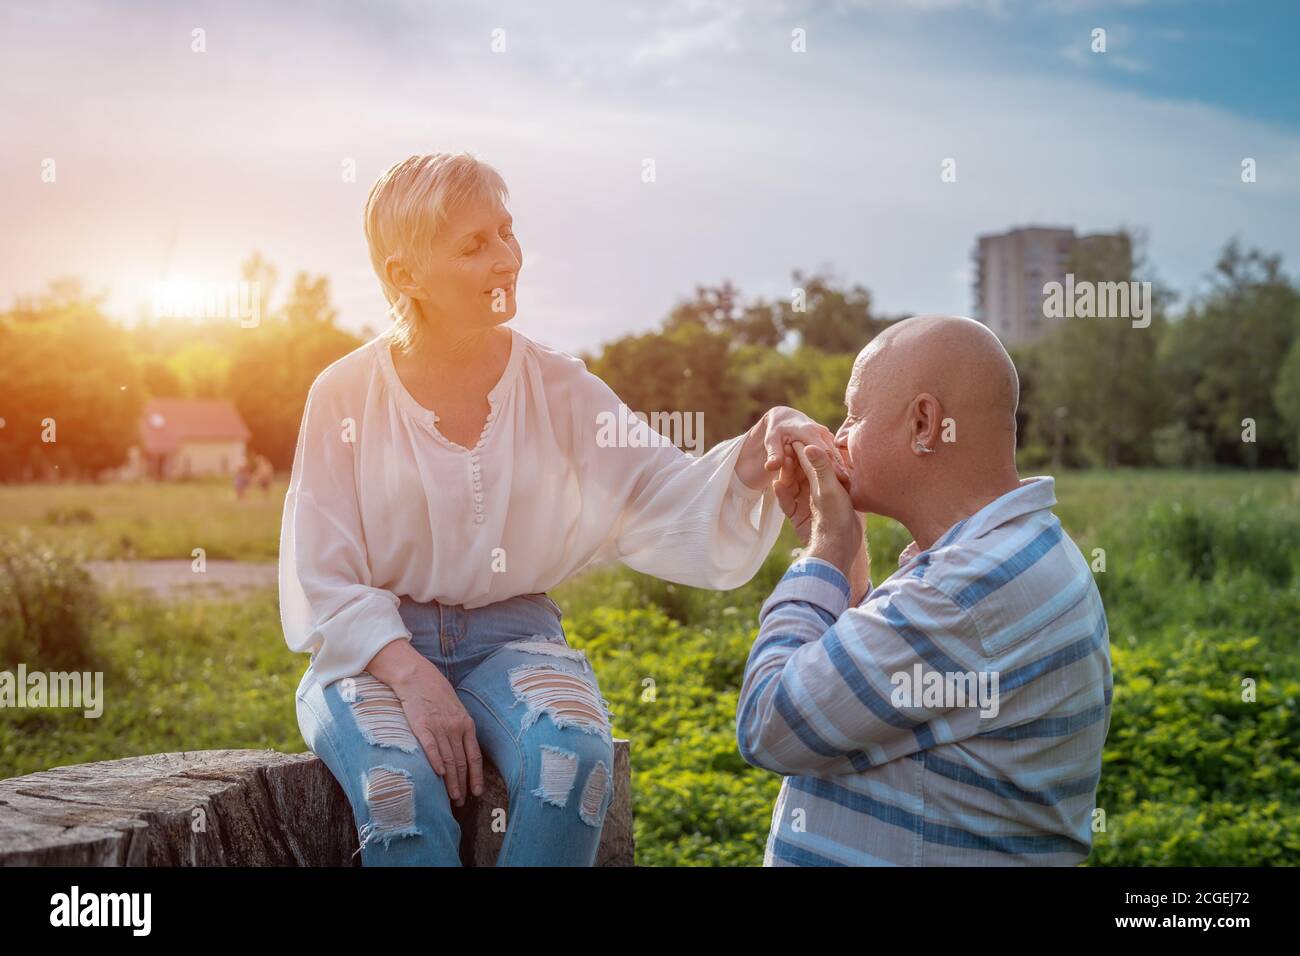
[938,475,1057,546]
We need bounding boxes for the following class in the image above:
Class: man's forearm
[737,556,852,774]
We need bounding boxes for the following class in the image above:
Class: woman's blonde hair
[364,152,511,353]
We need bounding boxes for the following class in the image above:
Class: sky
[2,0,1298,353]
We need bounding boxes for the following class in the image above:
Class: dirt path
[85,560,278,599]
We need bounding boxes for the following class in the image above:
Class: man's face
[833,356,899,515]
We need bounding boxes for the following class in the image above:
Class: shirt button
[474,493,483,502]
[474,515,485,524]
[475,503,483,513]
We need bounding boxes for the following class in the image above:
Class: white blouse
[278,326,784,688]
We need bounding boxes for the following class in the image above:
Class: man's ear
[909,392,943,455]
[384,255,426,300]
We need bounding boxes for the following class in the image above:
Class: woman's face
[408,194,522,330]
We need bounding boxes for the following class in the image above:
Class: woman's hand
[736,406,848,492]
[368,642,484,806]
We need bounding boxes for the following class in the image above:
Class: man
[737,314,1112,866]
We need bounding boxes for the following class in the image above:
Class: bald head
[851,314,1019,436]
[835,314,1022,523]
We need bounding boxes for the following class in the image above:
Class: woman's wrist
[365,637,430,695]
[735,413,773,491]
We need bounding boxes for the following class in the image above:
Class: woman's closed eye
[464,231,514,256]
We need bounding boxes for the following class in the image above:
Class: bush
[1152,422,1214,469]
[1140,500,1298,584]
[0,529,103,670]
[42,506,96,526]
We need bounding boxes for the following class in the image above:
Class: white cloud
[0,0,1294,353]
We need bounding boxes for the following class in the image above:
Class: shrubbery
[0,530,102,671]
[559,496,1300,866]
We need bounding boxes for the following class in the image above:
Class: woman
[281,152,845,866]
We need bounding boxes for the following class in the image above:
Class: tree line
[1,236,1296,482]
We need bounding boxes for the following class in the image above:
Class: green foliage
[0,282,144,481]
[1157,240,1300,468]
[1152,422,1214,469]
[1090,632,1300,866]
[0,530,103,671]
[1274,338,1300,466]
[0,590,302,775]
[2,474,1296,866]
[226,312,361,469]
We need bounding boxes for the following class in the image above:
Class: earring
[915,441,934,454]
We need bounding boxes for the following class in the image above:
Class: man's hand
[773,454,814,546]
[736,406,849,492]
[792,440,865,579]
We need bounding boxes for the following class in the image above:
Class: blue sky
[2,0,1297,352]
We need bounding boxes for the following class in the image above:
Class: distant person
[737,314,1113,866]
[253,454,273,493]
[280,151,847,866]
[233,461,251,500]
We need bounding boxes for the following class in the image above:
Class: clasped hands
[743,407,870,604]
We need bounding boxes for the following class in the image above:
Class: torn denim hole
[579,759,611,828]
[505,638,591,673]
[532,744,578,808]
[355,764,420,858]
[348,673,421,753]
[508,663,611,737]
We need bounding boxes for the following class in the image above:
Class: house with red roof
[130,398,252,479]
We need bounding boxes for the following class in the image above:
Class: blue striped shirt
[736,477,1112,866]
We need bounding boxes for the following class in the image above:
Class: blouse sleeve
[574,369,784,590]
[278,374,411,688]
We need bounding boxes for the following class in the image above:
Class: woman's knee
[509,665,616,832]
[522,727,615,829]
[310,672,462,859]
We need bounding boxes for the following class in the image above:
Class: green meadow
[2,470,1298,865]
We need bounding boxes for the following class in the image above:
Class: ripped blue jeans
[294,592,616,866]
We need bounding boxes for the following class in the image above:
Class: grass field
[0,476,288,561]
[2,468,1295,563]
[2,470,1298,865]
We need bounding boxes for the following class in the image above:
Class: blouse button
[475,503,483,513]
[474,493,483,503]
[474,515,485,524]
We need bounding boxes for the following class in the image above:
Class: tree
[1159,239,1299,467]
[780,270,889,353]
[0,281,142,481]
[227,274,360,470]
[1023,231,1173,467]
[1272,338,1300,467]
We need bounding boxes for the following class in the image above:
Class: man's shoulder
[908,512,1102,656]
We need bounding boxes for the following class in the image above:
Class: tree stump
[0,744,633,866]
